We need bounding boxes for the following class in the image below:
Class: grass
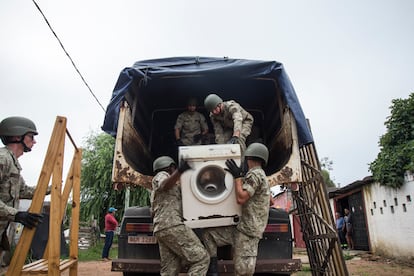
[78,240,118,262]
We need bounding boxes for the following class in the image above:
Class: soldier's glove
[176,139,184,146]
[227,136,239,144]
[178,158,192,173]
[15,211,43,229]
[225,159,245,178]
[193,134,203,143]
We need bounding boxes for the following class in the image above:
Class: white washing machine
[179,144,242,228]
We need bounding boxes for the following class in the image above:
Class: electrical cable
[32,0,106,112]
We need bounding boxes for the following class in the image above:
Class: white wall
[364,173,414,261]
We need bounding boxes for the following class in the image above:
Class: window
[380,207,383,214]
[373,202,376,208]
[403,204,407,212]
[394,198,398,206]
[390,206,394,214]
[407,195,412,202]
[370,209,374,216]
[383,200,387,207]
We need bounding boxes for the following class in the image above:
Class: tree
[80,131,150,229]
[369,93,414,188]
[320,157,336,187]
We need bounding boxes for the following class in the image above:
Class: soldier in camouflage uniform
[151,156,209,276]
[202,143,270,276]
[0,117,44,266]
[175,98,209,146]
[204,94,253,153]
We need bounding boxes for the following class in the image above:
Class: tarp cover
[102,56,313,146]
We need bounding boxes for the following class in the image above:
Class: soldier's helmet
[0,116,38,137]
[245,143,269,166]
[204,94,223,112]
[187,98,197,106]
[153,156,176,172]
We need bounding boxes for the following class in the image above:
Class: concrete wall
[363,172,414,261]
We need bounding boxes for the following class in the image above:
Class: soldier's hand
[225,159,244,178]
[176,139,184,146]
[193,134,203,143]
[178,158,192,173]
[227,136,239,144]
[15,211,43,229]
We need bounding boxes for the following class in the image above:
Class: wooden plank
[7,117,67,276]
[69,149,82,276]
[21,259,78,275]
[49,120,65,276]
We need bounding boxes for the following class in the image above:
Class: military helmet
[0,116,38,137]
[204,94,223,112]
[245,143,269,166]
[153,156,176,172]
[187,98,197,106]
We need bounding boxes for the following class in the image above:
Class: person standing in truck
[204,93,253,153]
[175,98,209,146]
[102,207,118,261]
[151,156,209,276]
[0,116,44,267]
[202,143,270,276]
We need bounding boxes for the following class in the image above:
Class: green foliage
[369,93,414,188]
[78,240,117,261]
[320,157,336,187]
[321,169,336,188]
[80,131,150,230]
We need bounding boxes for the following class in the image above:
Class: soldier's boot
[207,256,219,276]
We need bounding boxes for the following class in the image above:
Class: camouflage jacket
[209,100,253,144]
[175,111,208,145]
[0,147,35,235]
[150,171,183,233]
[237,166,270,239]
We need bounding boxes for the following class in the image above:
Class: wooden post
[69,149,81,276]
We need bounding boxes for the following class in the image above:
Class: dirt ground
[59,253,414,276]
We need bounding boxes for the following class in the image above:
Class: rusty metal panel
[112,102,153,189]
[268,110,302,187]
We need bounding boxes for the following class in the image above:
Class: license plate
[128,235,157,244]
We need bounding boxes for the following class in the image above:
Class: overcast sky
[1,0,413,188]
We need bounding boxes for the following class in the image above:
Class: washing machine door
[190,164,234,204]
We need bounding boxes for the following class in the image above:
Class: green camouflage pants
[155,224,209,276]
[202,226,259,276]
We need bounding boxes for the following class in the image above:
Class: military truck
[102,57,348,275]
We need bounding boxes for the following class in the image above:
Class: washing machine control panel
[178,144,241,160]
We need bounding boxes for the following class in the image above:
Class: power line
[32,0,106,112]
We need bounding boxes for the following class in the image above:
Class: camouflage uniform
[151,171,209,276]
[202,166,270,276]
[0,147,35,259]
[209,100,253,153]
[175,111,208,146]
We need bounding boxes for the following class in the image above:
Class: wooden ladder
[6,116,81,276]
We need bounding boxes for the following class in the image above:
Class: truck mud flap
[112,258,301,274]
[112,258,161,273]
[218,259,302,274]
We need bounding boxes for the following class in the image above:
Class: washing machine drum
[191,164,234,204]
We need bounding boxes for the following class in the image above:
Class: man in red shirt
[102,207,118,261]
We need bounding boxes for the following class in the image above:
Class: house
[329,173,414,262]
